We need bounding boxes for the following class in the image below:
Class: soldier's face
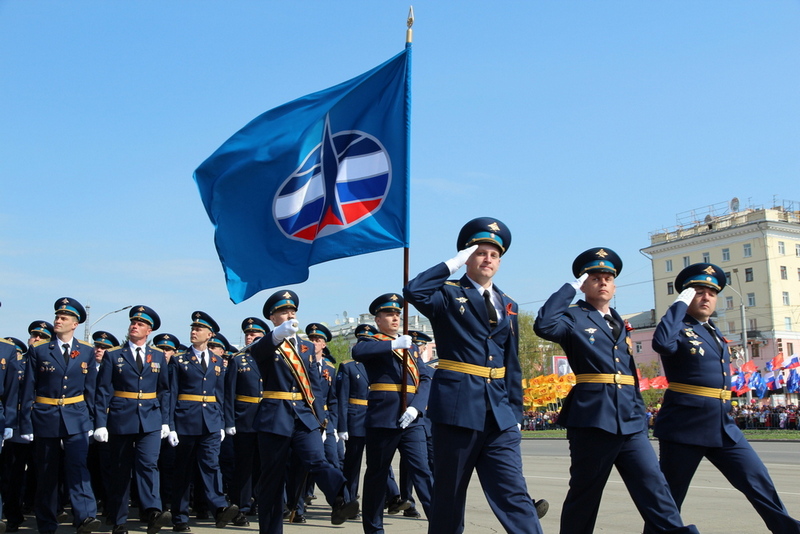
[190,325,213,345]
[53,313,78,336]
[375,310,401,336]
[687,286,718,322]
[209,345,225,357]
[310,336,327,357]
[128,319,152,344]
[270,308,296,327]
[163,348,175,362]
[245,331,264,345]
[28,332,49,346]
[465,244,502,282]
[94,346,106,363]
[581,273,616,303]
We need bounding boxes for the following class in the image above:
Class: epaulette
[339,359,354,364]
[107,345,122,351]
[78,339,93,347]
[568,304,580,308]
[33,339,49,347]
[0,338,13,346]
[324,360,336,369]
[445,280,461,287]
[502,292,516,302]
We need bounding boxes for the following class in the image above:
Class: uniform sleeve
[168,358,179,431]
[326,365,338,432]
[94,351,113,429]
[533,283,578,343]
[335,365,350,434]
[223,356,238,428]
[652,301,689,357]
[403,262,451,318]
[19,348,36,435]
[351,339,394,362]
[83,348,98,427]
[504,306,524,422]
[157,354,171,426]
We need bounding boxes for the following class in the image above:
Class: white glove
[4,428,13,440]
[161,425,170,439]
[444,244,479,274]
[391,335,413,350]
[675,287,696,306]
[272,319,299,343]
[93,427,108,443]
[517,423,522,431]
[225,426,237,436]
[20,434,33,442]
[168,431,179,447]
[321,430,327,443]
[333,429,339,442]
[398,406,419,429]
[340,431,349,441]
[87,429,94,438]
[220,429,225,442]
[570,273,589,291]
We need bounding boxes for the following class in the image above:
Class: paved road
[14,440,800,533]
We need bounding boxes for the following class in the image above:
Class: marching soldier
[94,306,172,534]
[647,263,800,533]
[151,333,180,512]
[249,290,358,533]
[405,218,542,534]
[19,298,102,534]
[0,336,14,534]
[352,293,434,533]
[534,248,698,534]
[223,318,270,527]
[167,312,238,532]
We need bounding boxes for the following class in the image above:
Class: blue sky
[1,1,798,347]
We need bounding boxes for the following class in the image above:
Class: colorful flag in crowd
[194,47,412,303]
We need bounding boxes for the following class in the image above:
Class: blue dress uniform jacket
[534,283,646,434]
[169,350,226,435]
[335,360,369,438]
[0,339,14,429]
[403,263,522,431]
[2,346,25,440]
[20,337,97,437]
[223,352,263,433]
[647,301,800,533]
[96,344,170,433]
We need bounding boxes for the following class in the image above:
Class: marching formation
[1,217,798,534]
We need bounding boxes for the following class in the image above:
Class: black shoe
[147,511,172,534]
[303,493,317,505]
[403,508,421,518]
[386,497,412,515]
[231,513,249,527]
[331,496,359,526]
[0,521,6,534]
[172,523,191,532]
[77,517,102,534]
[215,505,239,529]
[6,522,20,534]
[534,499,549,519]
[57,511,71,523]
[290,515,306,524]
[112,525,128,534]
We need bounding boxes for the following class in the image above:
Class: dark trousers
[656,438,800,533]
[171,432,227,525]
[108,430,163,525]
[429,419,540,534]
[562,427,697,534]
[230,431,259,513]
[342,436,366,500]
[158,439,175,511]
[35,434,97,532]
[1,440,35,524]
[362,426,432,534]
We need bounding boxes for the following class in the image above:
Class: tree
[518,311,563,379]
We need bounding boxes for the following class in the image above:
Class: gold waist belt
[235,394,262,403]
[575,373,635,385]
[668,382,731,400]
[35,395,84,406]
[177,394,217,403]
[262,391,304,401]
[437,360,506,379]
[114,391,157,400]
[369,384,417,394]
[349,398,368,406]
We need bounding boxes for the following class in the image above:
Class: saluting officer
[534,248,698,534]
[405,218,542,534]
[647,264,800,533]
[223,318,270,527]
[249,290,358,533]
[19,298,102,534]
[352,293,433,533]
[94,306,172,534]
[167,312,238,533]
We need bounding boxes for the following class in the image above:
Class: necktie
[62,343,70,366]
[200,351,207,372]
[136,347,144,372]
[604,314,621,339]
[483,290,498,327]
[703,323,722,352]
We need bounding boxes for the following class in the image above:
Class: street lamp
[83,305,132,341]
[729,269,752,404]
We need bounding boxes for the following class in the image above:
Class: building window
[781,266,788,280]
[788,342,795,355]
[747,293,756,307]
[796,243,800,257]
[702,252,710,263]
[743,243,752,257]
[667,282,674,295]
[722,248,730,262]
[783,292,790,306]
[786,318,793,331]
[665,259,673,273]
[725,296,734,310]
[725,271,731,285]
[778,241,785,255]
[749,318,757,330]
[727,321,735,333]
[745,267,753,282]
[683,256,690,268]
[797,267,800,281]
[635,341,643,354]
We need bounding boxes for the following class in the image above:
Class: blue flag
[194,47,411,303]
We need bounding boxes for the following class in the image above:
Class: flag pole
[401,6,414,414]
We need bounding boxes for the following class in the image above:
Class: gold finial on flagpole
[406,6,414,44]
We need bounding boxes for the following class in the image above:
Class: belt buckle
[57,398,64,406]
[613,374,622,384]
[137,392,144,400]
[489,368,498,379]
[292,392,301,401]
[202,396,208,403]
